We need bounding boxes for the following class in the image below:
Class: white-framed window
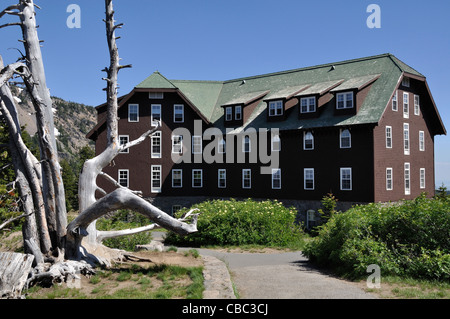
[218,169,226,188]
[118,169,129,188]
[340,129,351,149]
[172,169,182,188]
[392,91,398,111]
[269,100,283,116]
[243,136,251,153]
[151,131,161,158]
[403,123,410,155]
[128,104,139,122]
[420,168,426,189]
[404,163,411,195]
[149,92,164,99]
[151,104,161,124]
[174,104,184,123]
[242,169,251,189]
[272,168,281,190]
[386,126,392,149]
[218,138,226,154]
[192,169,203,188]
[192,136,202,154]
[119,135,129,153]
[300,97,316,113]
[336,92,354,109]
[403,92,409,119]
[414,95,420,116]
[340,168,352,191]
[402,77,410,87]
[304,168,315,190]
[225,107,232,121]
[272,134,281,152]
[386,168,393,191]
[303,132,314,150]
[419,131,425,151]
[235,105,242,120]
[151,165,162,193]
[172,135,183,154]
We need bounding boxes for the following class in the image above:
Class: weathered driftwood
[0,252,34,299]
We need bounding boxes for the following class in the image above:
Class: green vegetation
[304,193,450,281]
[96,209,154,251]
[165,198,306,249]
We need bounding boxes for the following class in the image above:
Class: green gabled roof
[137,71,178,89]
[133,54,444,134]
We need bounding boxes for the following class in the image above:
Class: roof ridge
[224,53,393,83]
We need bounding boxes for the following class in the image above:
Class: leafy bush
[303,195,450,281]
[165,198,304,248]
[96,210,153,251]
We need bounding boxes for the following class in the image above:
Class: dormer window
[149,92,164,99]
[225,107,232,121]
[269,100,283,116]
[336,92,354,109]
[300,97,316,113]
[235,105,242,120]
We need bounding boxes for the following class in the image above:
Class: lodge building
[87,54,446,218]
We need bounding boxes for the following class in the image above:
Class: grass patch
[25,263,204,299]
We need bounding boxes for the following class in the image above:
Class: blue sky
[1,0,449,187]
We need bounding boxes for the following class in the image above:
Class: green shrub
[303,195,450,281]
[97,210,153,251]
[165,198,304,248]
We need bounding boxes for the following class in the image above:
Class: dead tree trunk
[1,0,200,274]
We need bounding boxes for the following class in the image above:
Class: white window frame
[304,168,315,190]
[269,100,283,116]
[118,169,129,188]
[225,107,232,121]
[151,104,161,125]
[340,168,352,191]
[414,95,420,116]
[404,163,411,195]
[128,104,139,122]
[403,92,409,119]
[192,169,203,188]
[386,126,392,149]
[392,90,398,111]
[243,136,251,153]
[303,132,314,150]
[149,92,164,99]
[218,138,226,154]
[172,169,183,188]
[420,168,426,189]
[300,97,316,113]
[272,168,281,190]
[340,129,352,149]
[151,165,162,193]
[242,169,251,189]
[119,135,129,154]
[218,169,226,189]
[174,104,184,123]
[272,134,281,152]
[386,168,393,191]
[192,136,203,154]
[151,131,162,158]
[419,131,425,152]
[235,105,242,120]
[172,135,183,154]
[336,92,354,109]
[403,123,410,155]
